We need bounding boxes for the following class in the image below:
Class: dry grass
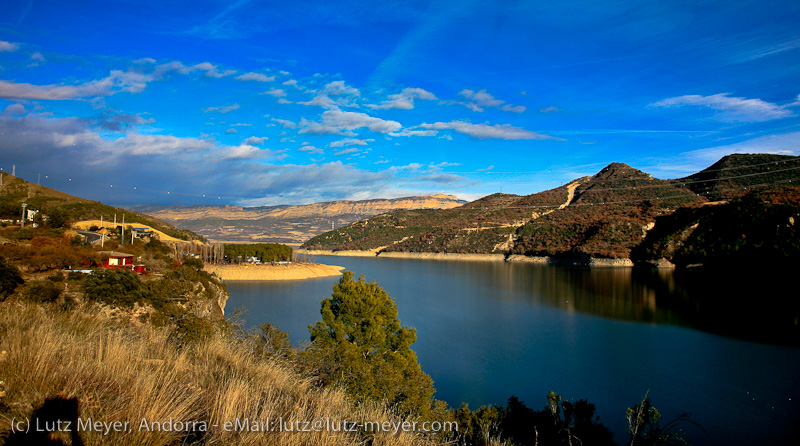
[0,302,442,445]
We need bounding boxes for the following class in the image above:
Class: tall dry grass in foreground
[0,302,440,446]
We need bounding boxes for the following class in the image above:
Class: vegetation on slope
[679,154,800,200]
[0,175,203,242]
[633,186,800,266]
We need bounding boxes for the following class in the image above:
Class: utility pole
[101,215,105,248]
[21,203,27,228]
[37,173,41,185]
[121,214,125,247]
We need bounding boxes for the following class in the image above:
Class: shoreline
[204,263,345,281]
[297,249,674,268]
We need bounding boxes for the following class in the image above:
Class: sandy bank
[296,249,505,262]
[377,252,505,262]
[204,263,344,281]
[298,249,378,257]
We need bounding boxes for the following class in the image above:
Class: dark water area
[225,256,800,445]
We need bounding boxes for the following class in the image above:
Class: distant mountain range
[133,194,465,243]
[301,154,800,266]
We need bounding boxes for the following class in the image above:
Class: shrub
[0,257,24,300]
[22,280,62,303]
[171,313,215,348]
[82,269,148,307]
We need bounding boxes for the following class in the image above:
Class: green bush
[82,269,149,307]
[171,313,215,347]
[22,280,62,303]
[0,257,24,300]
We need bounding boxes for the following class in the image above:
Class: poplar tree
[308,271,436,418]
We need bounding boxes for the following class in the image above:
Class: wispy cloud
[650,93,795,122]
[416,121,562,140]
[235,72,275,82]
[334,148,360,156]
[329,138,374,147]
[203,104,240,114]
[261,88,287,97]
[299,145,324,154]
[298,80,360,109]
[299,110,401,136]
[244,136,268,145]
[0,41,19,52]
[452,89,526,113]
[368,87,437,110]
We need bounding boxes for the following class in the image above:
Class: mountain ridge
[302,155,800,263]
[135,194,466,243]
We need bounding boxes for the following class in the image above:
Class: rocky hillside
[0,174,203,242]
[136,194,465,243]
[302,155,800,262]
[679,153,800,200]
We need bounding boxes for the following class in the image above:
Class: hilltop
[136,194,465,243]
[302,155,800,265]
[0,174,204,242]
[680,153,800,200]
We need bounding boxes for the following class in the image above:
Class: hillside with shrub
[679,153,800,200]
[0,174,203,242]
[303,155,800,262]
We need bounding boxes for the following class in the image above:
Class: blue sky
[1,0,799,206]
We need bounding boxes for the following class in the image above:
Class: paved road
[78,231,102,244]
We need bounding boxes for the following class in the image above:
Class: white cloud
[244,136,268,145]
[448,89,526,113]
[133,57,157,64]
[0,41,19,52]
[329,138,374,147]
[390,129,438,137]
[368,87,437,110]
[299,110,402,136]
[225,128,238,134]
[272,118,297,129]
[191,62,236,78]
[235,72,275,82]
[262,88,287,97]
[540,106,561,113]
[276,98,292,104]
[203,104,240,114]
[477,165,495,172]
[30,52,45,62]
[217,144,265,160]
[334,148,360,156]
[0,70,152,100]
[298,80,360,109]
[3,103,26,115]
[459,89,504,109]
[107,132,215,156]
[416,121,562,140]
[500,104,526,113]
[650,93,795,122]
[299,145,324,154]
[283,79,299,87]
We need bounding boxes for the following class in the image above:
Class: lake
[225,255,800,445]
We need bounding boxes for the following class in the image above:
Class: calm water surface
[225,256,800,445]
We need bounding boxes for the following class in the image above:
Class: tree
[307,271,436,418]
